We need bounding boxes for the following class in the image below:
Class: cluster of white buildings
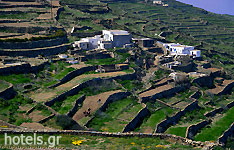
[153,0,169,7]
[162,43,201,58]
[73,30,132,50]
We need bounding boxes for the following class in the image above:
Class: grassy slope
[195,106,234,142]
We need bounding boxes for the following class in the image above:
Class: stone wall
[205,108,224,118]
[85,91,131,127]
[141,85,188,103]
[49,66,97,88]
[186,120,211,140]
[45,71,136,107]
[218,122,234,145]
[189,90,201,99]
[123,105,150,132]
[38,114,55,124]
[155,100,199,133]
[98,91,131,112]
[0,82,16,100]
[0,61,49,75]
[45,78,113,107]
[217,81,234,96]
[0,43,70,57]
[205,100,234,118]
[67,95,86,118]
[192,76,214,88]
[0,26,49,34]
[50,64,130,88]
[0,36,68,49]
[55,7,64,21]
[0,129,209,148]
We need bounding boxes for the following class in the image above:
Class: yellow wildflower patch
[156,144,167,149]
[72,140,85,146]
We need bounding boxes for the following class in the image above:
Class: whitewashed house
[73,30,132,50]
[80,35,101,49]
[102,30,132,48]
[163,43,201,58]
[153,0,163,5]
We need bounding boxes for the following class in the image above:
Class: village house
[73,30,132,50]
[153,0,163,5]
[132,38,155,48]
[162,43,201,58]
[102,30,132,48]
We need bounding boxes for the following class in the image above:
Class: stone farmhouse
[73,30,132,50]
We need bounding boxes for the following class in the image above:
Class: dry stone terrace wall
[49,64,130,88]
[189,90,201,99]
[45,78,113,107]
[0,36,68,49]
[155,100,199,133]
[49,66,98,88]
[85,91,131,127]
[218,122,234,145]
[192,76,214,88]
[45,71,136,106]
[186,120,211,140]
[37,114,55,124]
[67,95,86,118]
[55,7,64,20]
[0,26,48,34]
[0,128,211,148]
[205,100,234,118]
[0,82,16,100]
[123,105,150,133]
[141,84,189,103]
[0,61,49,75]
[0,43,70,57]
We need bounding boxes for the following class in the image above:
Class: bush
[55,115,83,130]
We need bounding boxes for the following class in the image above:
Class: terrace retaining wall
[141,84,189,103]
[218,122,234,145]
[0,43,70,57]
[205,100,234,118]
[85,91,131,127]
[0,26,49,34]
[0,36,68,49]
[0,82,16,100]
[192,76,214,88]
[49,66,97,88]
[0,61,49,75]
[67,95,86,118]
[38,114,55,124]
[186,120,211,140]
[50,64,130,88]
[155,100,199,133]
[123,106,150,132]
[45,71,136,107]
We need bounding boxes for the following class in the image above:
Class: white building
[153,0,163,5]
[190,50,201,58]
[102,30,132,48]
[80,35,101,49]
[73,41,94,50]
[163,43,201,58]
[73,30,132,50]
